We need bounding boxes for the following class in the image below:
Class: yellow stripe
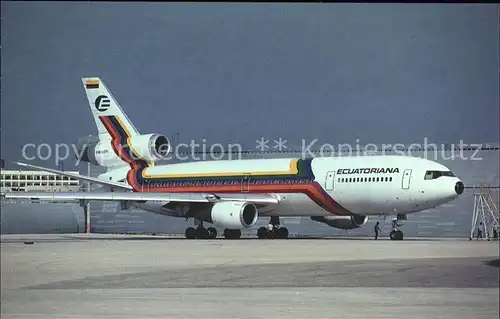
[141,159,298,178]
[115,116,132,137]
[86,79,99,85]
[114,116,153,167]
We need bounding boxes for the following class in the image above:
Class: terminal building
[0,167,84,234]
[1,169,80,192]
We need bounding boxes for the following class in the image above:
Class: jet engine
[128,134,171,161]
[77,134,171,167]
[199,201,259,229]
[311,215,368,230]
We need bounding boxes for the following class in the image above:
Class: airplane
[2,77,465,240]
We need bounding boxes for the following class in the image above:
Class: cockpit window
[424,170,455,180]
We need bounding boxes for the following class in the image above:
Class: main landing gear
[257,217,289,239]
[185,219,218,239]
[185,225,218,239]
[184,217,289,240]
[184,219,241,239]
[389,214,406,240]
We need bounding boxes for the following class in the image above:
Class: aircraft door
[241,173,251,192]
[401,169,412,190]
[141,180,150,192]
[325,171,335,191]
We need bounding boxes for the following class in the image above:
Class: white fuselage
[102,155,463,218]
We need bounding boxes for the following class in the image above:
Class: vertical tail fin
[82,77,139,140]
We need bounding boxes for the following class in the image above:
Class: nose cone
[455,181,464,195]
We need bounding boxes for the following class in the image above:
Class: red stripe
[129,180,351,216]
[99,116,144,169]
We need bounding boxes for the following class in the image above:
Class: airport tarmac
[1,235,499,319]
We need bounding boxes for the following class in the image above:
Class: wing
[14,162,132,190]
[4,163,280,205]
[2,191,280,204]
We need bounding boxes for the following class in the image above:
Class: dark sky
[1,3,499,166]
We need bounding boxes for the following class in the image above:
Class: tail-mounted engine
[127,133,171,162]
[76,133,171,167]
[311,215,368,230]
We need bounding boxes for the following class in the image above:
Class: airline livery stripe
[126,159,352,216]
[95,117,352,216]
[99,116,149,169]
[129,182,352,216]
[107,115,152,167]
[141,159,299,178]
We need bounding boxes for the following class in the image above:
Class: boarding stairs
[470,184,499,240]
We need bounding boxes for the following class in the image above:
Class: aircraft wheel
[390,230,404,240]
[257,227,267,239]
[234,229,241,239]
[195,226,210,239]
[396,230,404,240]
[277,227,289,239]
[390,230,397,240]
[185,227,196,239]
[207,227,218,239]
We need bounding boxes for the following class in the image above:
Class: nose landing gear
[389,229,404,240]
[389,214,406,240]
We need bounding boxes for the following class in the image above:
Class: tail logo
[95,95,111,112]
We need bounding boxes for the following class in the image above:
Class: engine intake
[311,215,368,230]
[128,133,171,161]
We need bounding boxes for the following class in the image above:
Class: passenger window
[390,177,393,182]
[385,177,388,182]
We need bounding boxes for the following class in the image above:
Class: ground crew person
[374,221,381,240]
[476,222,483,239]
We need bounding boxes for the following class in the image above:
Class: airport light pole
[85,161,91,234]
